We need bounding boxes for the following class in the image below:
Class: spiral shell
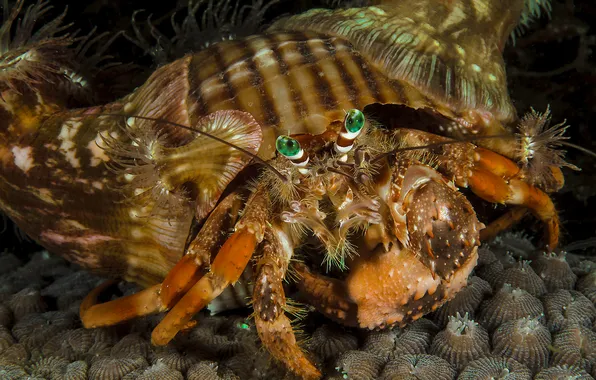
[531,252,577,291]
[333,350,384,380]
[457,356,532,380]
[492,260,547,297]
[433,276,492,327]
[380,354,455,380]
[308,324,359,361]
[477,284,544,331]
[543,290,596,332]
[491,316,551,374]
[429,313,490,371]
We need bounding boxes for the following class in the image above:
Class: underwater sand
[0,233,595,379]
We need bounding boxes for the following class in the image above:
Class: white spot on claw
[11,146,34,173]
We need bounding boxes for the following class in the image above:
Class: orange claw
[151,227,257,345]
[469,150,560,250]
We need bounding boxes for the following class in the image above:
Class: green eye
[344,109,365,133]
[276,135,301,157]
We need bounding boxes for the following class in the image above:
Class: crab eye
[344,109,365,133]
[276,135,301,157]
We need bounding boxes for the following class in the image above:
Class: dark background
[1,0,595,256]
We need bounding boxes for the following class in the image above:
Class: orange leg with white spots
[468,148,560,249]
[252,227,322,380]
[80,192,243,328]
[394,129,562,250]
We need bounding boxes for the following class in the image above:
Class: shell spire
[269,0,534,153]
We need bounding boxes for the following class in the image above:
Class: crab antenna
[334,109,366,159]
[102,113,288,183]
[276,135,310,175]
[370,134,516,164]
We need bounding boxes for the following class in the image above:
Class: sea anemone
[308,324,359,362]
[361,329,399,361]
[0,343,28,366]
[29,356,69,378]
[134,362,184,380]
[7,287,46,321]
[429,313,490,371]
[477,284,544,331]
[333,350,385,380]
[534,365,593,379]
[58,361,89,380]
[88,355,149,380]
[0,325,14,353]
[530,251,577,291]
[186,361,220,380]
[543,290,596,332]
[380,354,456,380]
[0,304,13,327]
[492,260,547,297]
[432,276,492,327]
[12,311,78,353]
[151,346,202,374]
[110,333,152,360]
[457,356,532,380]
[41,328,96,361]
[491,316,551,374]
[489,232,536,259]
[550,323,596,371]
[391,319,439,357]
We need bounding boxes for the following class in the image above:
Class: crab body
[0,0,570,378]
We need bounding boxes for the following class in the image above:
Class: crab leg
[469,148,559,249]
[151,187,269,345]
[253,226,322,380]
[479,207,529,242]
[293,262,359,327]
[80,193,243,328]
[393,129,561,249]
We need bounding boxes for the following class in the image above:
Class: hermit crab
[0,0,579,378]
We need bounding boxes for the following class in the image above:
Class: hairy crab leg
[468,152,559,249]
[293,262,359,327]
[80,282,164,327]
[393,129,562,249]
[479,207,529,241]
[80,192,244,328]
[253,226,321,380]
[151,187,268,346]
